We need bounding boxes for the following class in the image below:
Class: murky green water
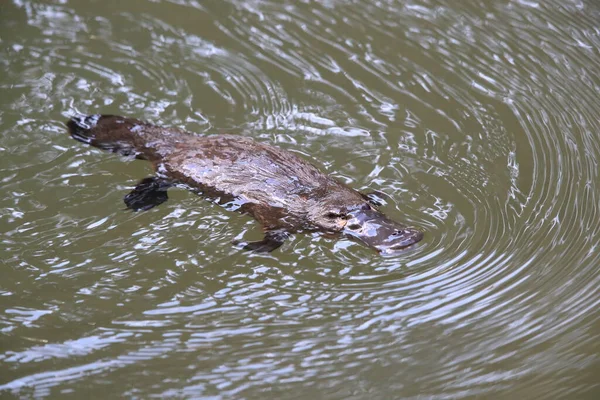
[2,0,599,398]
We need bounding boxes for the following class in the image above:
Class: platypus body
[67,114,423,254]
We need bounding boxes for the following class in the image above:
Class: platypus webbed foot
[124,176,171,211]
[235,230,291,253]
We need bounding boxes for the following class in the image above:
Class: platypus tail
[67,114,144,158]
[67,114,176,160]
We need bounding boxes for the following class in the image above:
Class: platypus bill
[66,114,423,254]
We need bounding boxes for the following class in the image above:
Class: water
[1,0,599,398]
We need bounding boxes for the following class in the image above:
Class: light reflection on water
[1,0,599,398]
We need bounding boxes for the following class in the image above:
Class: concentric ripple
[1,0,600,398]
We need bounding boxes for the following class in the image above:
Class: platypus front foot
[234,230,291,253]
[124,176,171,211]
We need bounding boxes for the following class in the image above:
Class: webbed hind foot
[124,177,170,211]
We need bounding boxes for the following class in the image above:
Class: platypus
[66,114,423,254]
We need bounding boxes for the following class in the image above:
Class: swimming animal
[66,114,423,254]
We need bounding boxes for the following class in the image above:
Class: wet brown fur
[69,115,364,232]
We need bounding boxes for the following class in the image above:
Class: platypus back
[67,114,180,160]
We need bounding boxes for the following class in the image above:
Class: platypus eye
[325,211,346,219]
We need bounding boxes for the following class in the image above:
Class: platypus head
[341,203,423,254]
[309,193,423,254]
